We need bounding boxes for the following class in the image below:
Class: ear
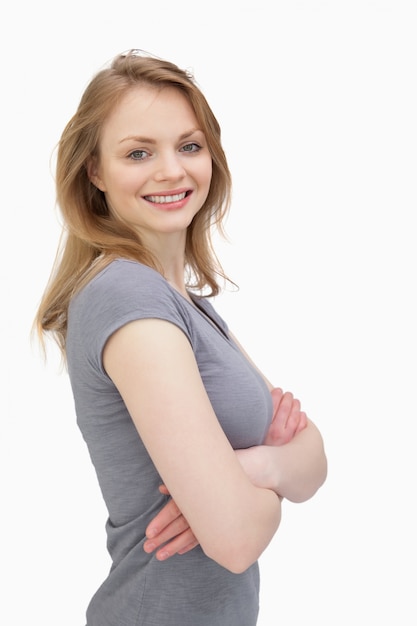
[86,156,106,192]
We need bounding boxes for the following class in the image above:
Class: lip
[143,189,193,210]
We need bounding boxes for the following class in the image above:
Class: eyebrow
[119,128,203,145]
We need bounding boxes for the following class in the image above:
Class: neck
[155,250,189,300]
[164,267,191,300]
[137,229,191,298]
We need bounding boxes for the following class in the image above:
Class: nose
[153,151,186,182]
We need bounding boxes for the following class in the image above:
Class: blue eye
[129,149,148,160]
[180,143,201,153]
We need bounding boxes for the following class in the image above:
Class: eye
[180,142,201,154]
[128,149,148,161]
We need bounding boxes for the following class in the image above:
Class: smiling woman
[34,49,327,626]
[87,86,213,249]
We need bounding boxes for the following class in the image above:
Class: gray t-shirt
[66,259,273,626]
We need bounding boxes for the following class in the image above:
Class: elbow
[200,501,282,574]
[202,541,261,575]
[310,448,328,498]
[286,451,328,504]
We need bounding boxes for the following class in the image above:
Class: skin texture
[104,319,283,574]
[88,85,212,263]
[96,85,327,573]
[143,385,314,561]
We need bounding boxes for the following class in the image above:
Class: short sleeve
[67,260,192,378]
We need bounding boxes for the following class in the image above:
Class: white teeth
[146,192,186,204]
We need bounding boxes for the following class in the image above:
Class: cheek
[106,169,142,195]
[200,157,213,189]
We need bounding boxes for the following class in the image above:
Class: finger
[270,391,294,433]
[285,400,307,432]
[144,514,190,552]
[265,389,301,446]
[177,539,200,555]
[271,387,284,408]
[155,529,198,561]
[267,394,304,445]
[295,411,308,433]
[285,398,301,429]
[145,498,181,541]
[158,484,170,496]
[278,391,295,426]
[282,400,303,443]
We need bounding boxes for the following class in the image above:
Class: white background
[2,1,416,624]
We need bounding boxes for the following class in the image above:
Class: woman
[35,49,327,626]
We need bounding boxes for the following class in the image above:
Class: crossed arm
[104,319,327,572]
[143,386,326,561]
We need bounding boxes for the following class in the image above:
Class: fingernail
[144,542,155,553]
[147,528,157,538]
[157,550,169,561]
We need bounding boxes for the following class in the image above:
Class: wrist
[263,445,282,494]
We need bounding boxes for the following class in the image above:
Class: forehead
[101,85,199,142]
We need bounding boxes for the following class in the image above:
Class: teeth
[146,192,186,204]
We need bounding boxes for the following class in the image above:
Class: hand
[144,387,307,559]
[263,388,307,447]
[143,484,199,561]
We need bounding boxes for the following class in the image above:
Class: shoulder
[67,259,192,362]
[88,258,167,295]
[71,259,175,314]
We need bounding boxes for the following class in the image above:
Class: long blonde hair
[35,50,233,355]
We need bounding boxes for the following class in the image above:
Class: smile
[145,192,187,204]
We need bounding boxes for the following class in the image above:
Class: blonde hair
[35,50,233,355]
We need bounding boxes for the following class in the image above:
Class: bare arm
[103,318,281,574]
[235,419,327,502]
[144,389,326,559]
[229,331,327,502]
[142,329,327,559]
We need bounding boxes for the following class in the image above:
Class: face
[88,85,212,247]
